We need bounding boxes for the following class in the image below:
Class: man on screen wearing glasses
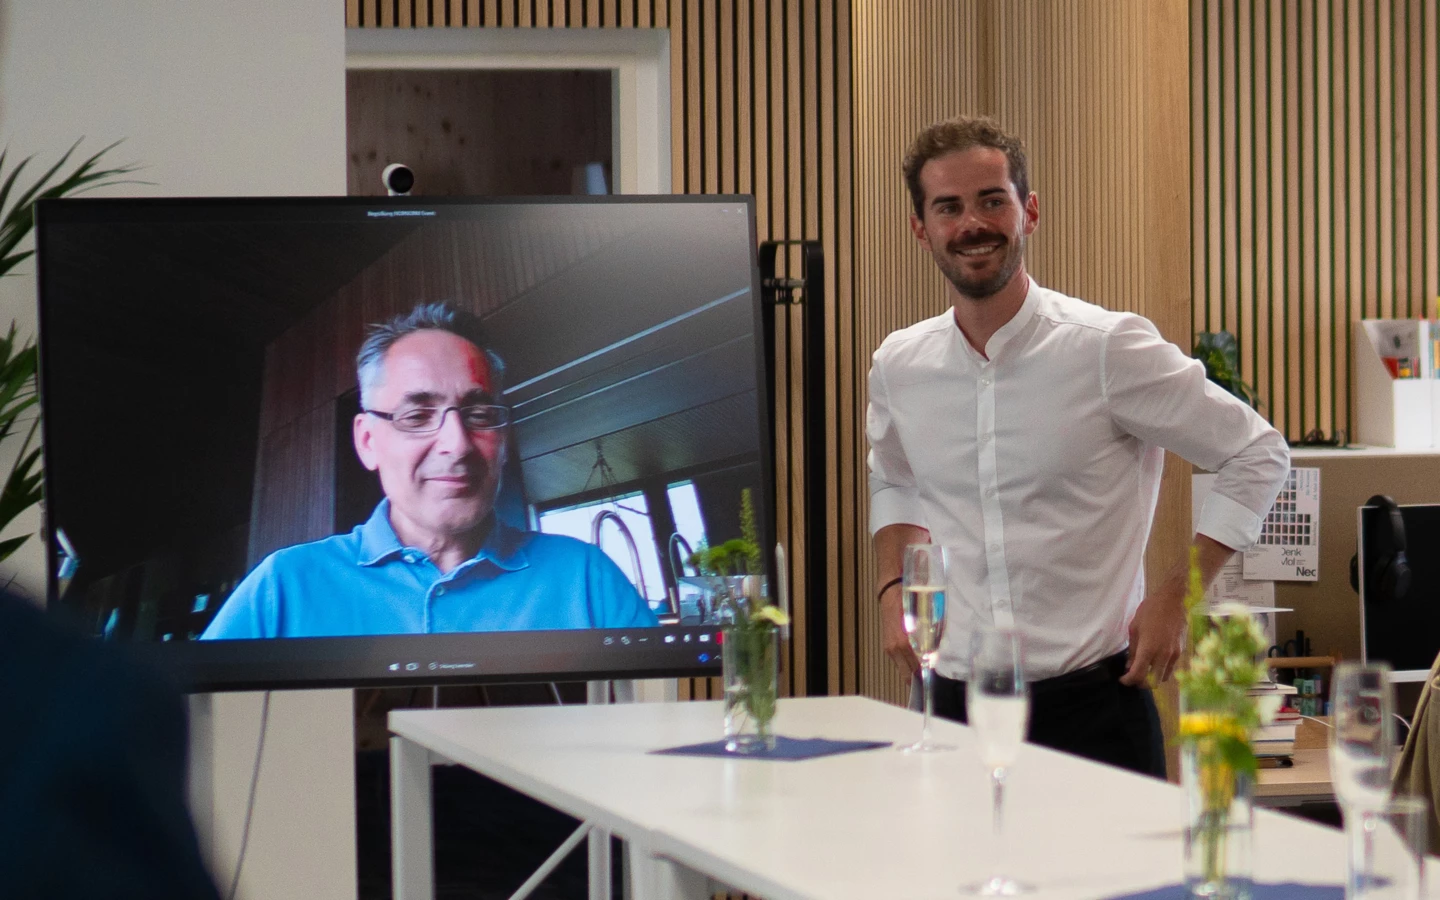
[201,303,658,640]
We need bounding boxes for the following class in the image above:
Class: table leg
[390,735,433,900]
[627,841,710,900]
[588,826,611,900]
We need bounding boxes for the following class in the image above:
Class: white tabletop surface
[390,695,1350,900]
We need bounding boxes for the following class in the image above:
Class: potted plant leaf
[0,140,141,566]
[1193,331,1259,409]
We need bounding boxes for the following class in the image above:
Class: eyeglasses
[364,404,510,434]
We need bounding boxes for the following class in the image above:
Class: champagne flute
[900,543,954,753]
[1330,662,1395,898]
[963,628,1033,896]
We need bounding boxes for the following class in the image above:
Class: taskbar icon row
[386,660,479,673]
[378,628,726,675]
[599,629,720,648]
[601,627,725,664]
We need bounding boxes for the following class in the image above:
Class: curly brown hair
[902,116,1030,219]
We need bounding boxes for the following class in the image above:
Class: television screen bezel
[34,193,774,692]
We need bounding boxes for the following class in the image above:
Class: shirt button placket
[976,364,1014,630]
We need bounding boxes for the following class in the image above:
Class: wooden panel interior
[349,1,1193,713]
[346,69,612,197]
[1192,0,1439,444]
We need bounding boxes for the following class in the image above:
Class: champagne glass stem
[1347,809,1377,897]
[921,663,934,747]
[991,767,1006,838]
[1363,810,1376,892]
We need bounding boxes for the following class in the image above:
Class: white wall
[0,0,349,596]
[0,3,356,898]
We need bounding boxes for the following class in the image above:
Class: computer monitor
[36,194,772,691]
[1358,501,1440,681]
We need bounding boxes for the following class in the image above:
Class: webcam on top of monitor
[382,163,415,197]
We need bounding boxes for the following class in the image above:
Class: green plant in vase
[702,488,787,752]
[1175,549,1277,899]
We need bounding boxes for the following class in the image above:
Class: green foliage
[1193,331,1258,408]
[738,487,762,575]
[686,488,764,577]
[0,140,142,563]
[687,538,759,577]
[0,325,40,563]
[715,488,783,737]
[1176,546,1268,780]
[1,140,144,278]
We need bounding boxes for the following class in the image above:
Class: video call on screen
[39,198,769,645]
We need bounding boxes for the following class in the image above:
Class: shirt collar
[955,276,1041,364]
[356,499,530,572]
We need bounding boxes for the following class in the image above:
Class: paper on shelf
[1242,468,1320,581]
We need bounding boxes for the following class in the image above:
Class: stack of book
[1250,682,1301,765]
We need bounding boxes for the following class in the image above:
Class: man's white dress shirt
[867,281,1290,681]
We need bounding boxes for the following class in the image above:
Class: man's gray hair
[356,302,506,408]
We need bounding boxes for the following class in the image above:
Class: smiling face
[908,147,1039,301]
[352,329,506,550]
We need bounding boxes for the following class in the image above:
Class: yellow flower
[1178,712,1248,742]
[752,605,791,627]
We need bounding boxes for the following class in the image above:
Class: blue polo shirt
[200,501,658,639]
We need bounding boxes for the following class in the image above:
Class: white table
[389,696,1348,900]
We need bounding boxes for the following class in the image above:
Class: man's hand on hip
[1121,583,1187,686]
[881,587,922,678]
[1123,534,1237,686]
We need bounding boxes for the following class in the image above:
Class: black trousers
[930,651,1167,778]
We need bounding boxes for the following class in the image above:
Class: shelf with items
[1264,655,1336,670]
[1354,318,1440,450]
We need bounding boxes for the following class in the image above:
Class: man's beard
[932,231,1025,300]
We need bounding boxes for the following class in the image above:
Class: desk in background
[1256,749,1333,807]
[1256,715,1334,808]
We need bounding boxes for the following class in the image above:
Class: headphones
[1349,494,1411,602]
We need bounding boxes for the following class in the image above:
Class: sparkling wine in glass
[1330,662,1396,898]
[900,543,954,753]
[962,628,1033,896]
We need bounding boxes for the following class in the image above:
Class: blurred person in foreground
[0,591,219,898]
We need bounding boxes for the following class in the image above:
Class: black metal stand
[758,240,827,696]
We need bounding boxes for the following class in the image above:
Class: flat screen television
[35,195,772,691]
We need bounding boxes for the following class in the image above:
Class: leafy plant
[710,488,785,749]
[0,140,142,564]
[687,488,764,577]
[1174,548,1276,888]
[1193,331,1258,408]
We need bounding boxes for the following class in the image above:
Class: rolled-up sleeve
[1102,315,1290,551]
[866,352,928,534]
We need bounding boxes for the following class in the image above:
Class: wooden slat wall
[850,0,1193,706]
[348,0,1193,707]
[1193,0,1440,443]
[347,0,852,702]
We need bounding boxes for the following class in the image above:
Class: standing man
[867,116,1289,776]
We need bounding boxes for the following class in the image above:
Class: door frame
[345,27,671,194]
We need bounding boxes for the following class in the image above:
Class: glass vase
[722,622,779,753]
[1181,741,1255,900]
